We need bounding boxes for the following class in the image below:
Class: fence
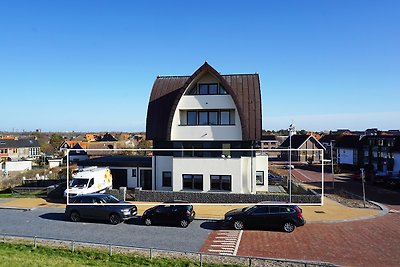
[0,233,338,267]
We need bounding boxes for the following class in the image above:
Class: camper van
[64,167,113,197]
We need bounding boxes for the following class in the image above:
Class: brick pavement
[236,213,400,267]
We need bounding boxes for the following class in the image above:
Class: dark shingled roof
[146,62,262,141]
[0,139,40,149]
[261,135,277,141]
[318,134,336,144]
[335,135,361,148]
[280,135,324,149]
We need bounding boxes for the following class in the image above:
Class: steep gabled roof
[100,133,117,142]
[280,135,325,149]
[318,134,336,144]
[146,62,262,141]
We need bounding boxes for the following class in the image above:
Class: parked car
[284,164,294,169]
[65,193,137,225]
[268,173,284,184]
[223,203,305,232]
[142,201,195,228]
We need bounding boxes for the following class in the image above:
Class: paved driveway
[237,212,400,267]
[0,208,211,253]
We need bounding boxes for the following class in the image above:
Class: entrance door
[110,169,128,189]
[139,169,152,190]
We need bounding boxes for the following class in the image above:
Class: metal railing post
[34,236,37,248]
[71,241,75,252]
[199,253,203,267]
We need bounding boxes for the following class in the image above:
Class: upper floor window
[182,110,235,126]
[189,83,228,95]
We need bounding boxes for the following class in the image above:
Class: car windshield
[99,195,120,204]
[70,178,89,188]
[243,206,255,212]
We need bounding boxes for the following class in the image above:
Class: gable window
[189,83,229,95]
[182,174,203,190]
[210,175,231,191]
[162,171,172,187]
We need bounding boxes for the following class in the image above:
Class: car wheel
[233,220,244,230]
[180,219,189,228]
[144,218,152,226]
[283,222,295,233]
[70,211,80,222]
[109,213,122,225]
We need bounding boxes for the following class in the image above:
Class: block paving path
[236,212,400,267]
[201,230,243,256]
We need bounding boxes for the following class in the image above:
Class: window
[209,111,218,125]
[183,110,235,126]
[182,174,203,190]
[252,206,269,214]
[187,111,197,125]
[188,83,229,95]
[132,169,137,177]
[256,171,264,185]
[198,111,208,125]
[162,171,172,187]
[210,175,231,191]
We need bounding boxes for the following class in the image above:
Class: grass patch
[0,242,243,267]
[0,188,12,198]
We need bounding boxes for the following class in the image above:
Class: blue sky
[1,1,399,132]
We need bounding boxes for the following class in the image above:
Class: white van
[64,167,113,197]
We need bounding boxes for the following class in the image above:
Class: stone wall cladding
[131,188,320,203]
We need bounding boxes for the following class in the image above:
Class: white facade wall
[4,161,32,172]
[337,148,355,165]
[172,157,243,192]
[48,159,63,169]
[170,95,242,141]
[153,156,173,191]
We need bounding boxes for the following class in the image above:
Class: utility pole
[331,140,335,191]
[360,168,366,208]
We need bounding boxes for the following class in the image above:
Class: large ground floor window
[182,174,203,190]
[210,175,231,191]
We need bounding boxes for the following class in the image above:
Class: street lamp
[288,123,295,203]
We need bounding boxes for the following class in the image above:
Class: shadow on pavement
[39,212,66,221]
[200,220,224,230]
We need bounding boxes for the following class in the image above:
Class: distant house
[360,133,397,175]
[68,143,88,163]
[259,134,279,157]
[280,135,325,163]
[336,135,361,167]
[393,139,400,176]
[0,139,40,160]
[146,62,267,193]
[85,133,100,142]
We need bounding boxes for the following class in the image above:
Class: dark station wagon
[224,204,305,232]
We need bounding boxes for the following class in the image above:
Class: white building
[146,62,268,194]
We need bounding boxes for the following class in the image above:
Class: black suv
[142,201,195,228]
[224,204,305,232]
[65,193,137,225]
